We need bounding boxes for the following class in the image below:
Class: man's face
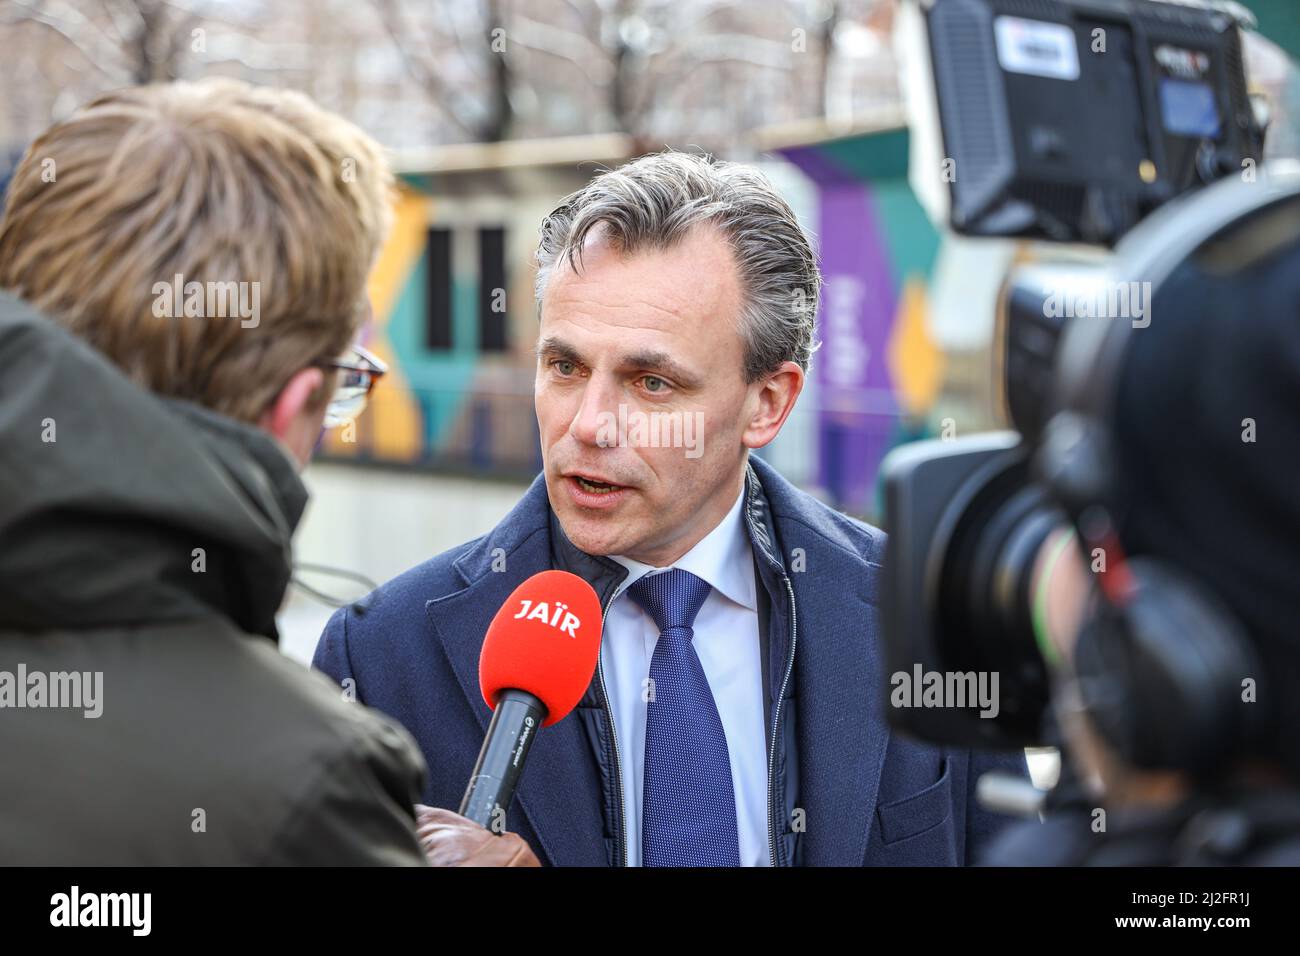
[535,226,759,566]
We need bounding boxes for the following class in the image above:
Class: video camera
[883,0,1292,772]
[912,0,1266,244]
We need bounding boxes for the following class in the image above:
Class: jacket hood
[0,291,307,638]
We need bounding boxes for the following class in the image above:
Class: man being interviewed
[314,151,1028,866]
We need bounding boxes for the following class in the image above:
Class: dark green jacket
[0,291,426,865]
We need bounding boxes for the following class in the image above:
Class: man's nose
[567,375,620,448]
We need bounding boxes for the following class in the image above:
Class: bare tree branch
[372,0,478,137]
[510,14,613,86]
[2,0,134,80]
[654,32,798,71]
[434,0,490,79]
[96,0,140,47]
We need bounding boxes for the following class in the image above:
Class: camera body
[884,0,1288,772]
[884,162,1300,765]
[916,0,1265,244]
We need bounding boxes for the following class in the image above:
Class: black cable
[290,561,379,608]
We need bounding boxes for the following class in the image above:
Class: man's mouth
[574,475,620,494]
[562,472,633,506]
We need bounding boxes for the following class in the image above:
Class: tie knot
[627,568,712,635]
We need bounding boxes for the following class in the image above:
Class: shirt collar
[607,482,757,612]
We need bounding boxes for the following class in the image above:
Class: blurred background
[2,1,1298,733]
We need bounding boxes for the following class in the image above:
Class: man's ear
[259,366,326,468]
[742,361,804,451]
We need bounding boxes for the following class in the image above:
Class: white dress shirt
[603,486,770,866]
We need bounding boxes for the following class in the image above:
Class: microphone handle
[458,688,547,831]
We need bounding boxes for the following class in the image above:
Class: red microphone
[459,570,602,831]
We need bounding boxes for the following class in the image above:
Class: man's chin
[554,508,630,557]
[549,500,630,557]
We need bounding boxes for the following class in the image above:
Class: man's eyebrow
[536,337,583,364]
[618,350,702,388]
[536,338,702,388]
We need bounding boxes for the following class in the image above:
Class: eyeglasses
[317,343,387,428]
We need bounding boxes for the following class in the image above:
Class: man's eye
[641,376,668,393]
[553,360,576,376]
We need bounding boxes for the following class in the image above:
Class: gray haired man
[314,151,1030,867]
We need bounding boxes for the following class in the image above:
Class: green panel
[869,179,942,291]
[385,251,478,449]
[398,172,433,194]
[817,128,911,181]
[453,274,478,361]
[1252,0,1300,62]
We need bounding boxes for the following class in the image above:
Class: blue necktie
[627,568,741,866]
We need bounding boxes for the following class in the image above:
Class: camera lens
[934,453,1061,743]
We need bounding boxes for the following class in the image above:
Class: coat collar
[425,457,888,866]
[745,456,891,866]
[0,292,304,639]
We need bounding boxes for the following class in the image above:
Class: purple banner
[782,147,900,513]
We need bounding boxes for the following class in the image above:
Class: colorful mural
[319,136,633,476]
[329,128,989,520]
[777,127,946,516]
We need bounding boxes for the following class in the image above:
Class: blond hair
[0,78,392,422]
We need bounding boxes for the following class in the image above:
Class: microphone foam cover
[479,570,603,726]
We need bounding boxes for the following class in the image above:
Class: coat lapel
[746,455,891,868]
[792,579,891,866]
[423,517,610,867]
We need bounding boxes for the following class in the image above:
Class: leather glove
[414,804,541,867]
